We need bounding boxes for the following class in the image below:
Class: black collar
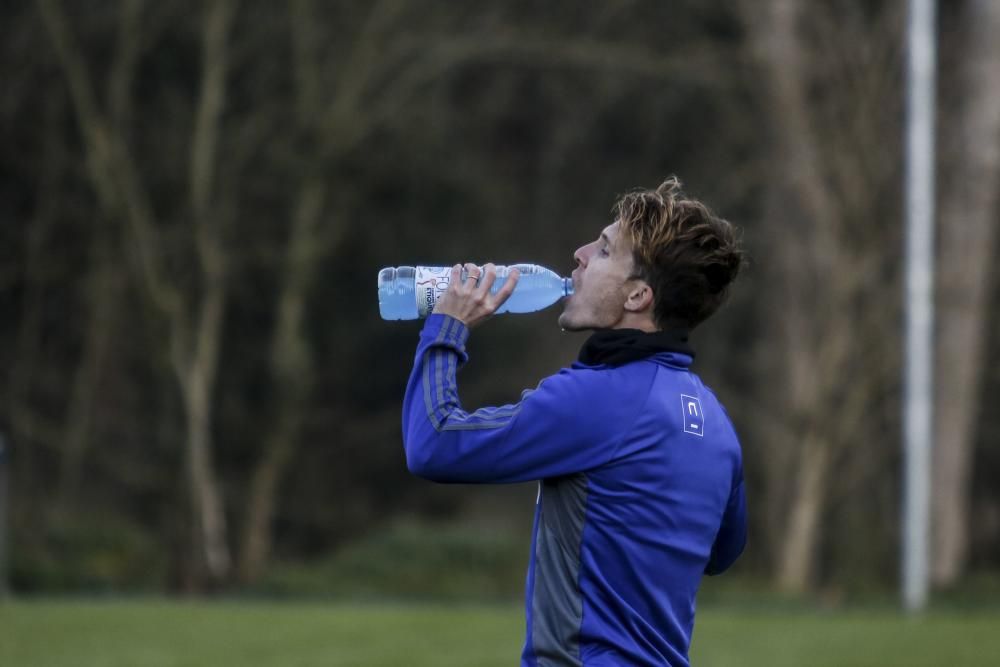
[577,328,694,367]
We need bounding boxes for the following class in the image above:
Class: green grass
[2,599,999,666]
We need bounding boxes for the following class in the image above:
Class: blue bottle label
[414,266,453,317]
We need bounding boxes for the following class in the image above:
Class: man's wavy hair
[615,177,744,330]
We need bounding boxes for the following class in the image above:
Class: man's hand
[433,262,520,329]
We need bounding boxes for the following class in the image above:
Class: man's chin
[558,311,587,332]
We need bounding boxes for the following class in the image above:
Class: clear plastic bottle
[378,264,573,320]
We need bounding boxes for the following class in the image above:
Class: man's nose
[573,244,589,268]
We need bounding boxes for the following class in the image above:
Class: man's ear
[624,280,654,313]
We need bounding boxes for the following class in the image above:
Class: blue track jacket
[403,314,747,666]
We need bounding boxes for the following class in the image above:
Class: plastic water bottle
[378,264,573,320]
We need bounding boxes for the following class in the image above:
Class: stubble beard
[558,298,621,332]
[558,297,594,332]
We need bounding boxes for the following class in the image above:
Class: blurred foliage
[10,512,167,593]
[252,519,528,601]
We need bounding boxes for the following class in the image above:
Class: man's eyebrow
[600,231,614,249]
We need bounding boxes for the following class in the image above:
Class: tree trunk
[931,0,1000,588]
[777,433,829,591]
[237,2,333,583]
[238,404,302,583]
[56,229,118,510]
[238,177,326,583]
[55,0,139,512]
[170,0,238,587]
[175,279,231,583]
[741,0,837,592]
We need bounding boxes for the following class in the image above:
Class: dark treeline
[1,0,998,595]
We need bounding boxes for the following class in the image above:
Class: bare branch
[35,0,116,210]
[36,0,182,319]
[190,0,237,258]
[740,0,839,246]
[323,32,737,161]
[109,0,143,128]
[290,0,323,125]
[325,0,410,127]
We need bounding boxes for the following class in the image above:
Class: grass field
[2,599,999,666]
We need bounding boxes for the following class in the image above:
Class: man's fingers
[463,263,481,290]
[478,263,498,295]
[493,267,519,306]
[448,264,463,293]
[435,262,518,324]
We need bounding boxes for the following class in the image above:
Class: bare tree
[37,0,239,585]
[54,0,140,512]
[932,0,1000,588]
[740,0,904,592]
[236,0,331,582]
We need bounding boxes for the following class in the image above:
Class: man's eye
[600,247,610,256]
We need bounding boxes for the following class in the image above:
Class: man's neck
[613,312,658,333]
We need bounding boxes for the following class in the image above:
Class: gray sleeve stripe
[443,337,458,424]
[422,318,453,432]
[442,402,524,430]
[441,414,521,431]
[422,346,436,430]
[449,405,521,423]
[435,345,446,426]
[422,315,524,433]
